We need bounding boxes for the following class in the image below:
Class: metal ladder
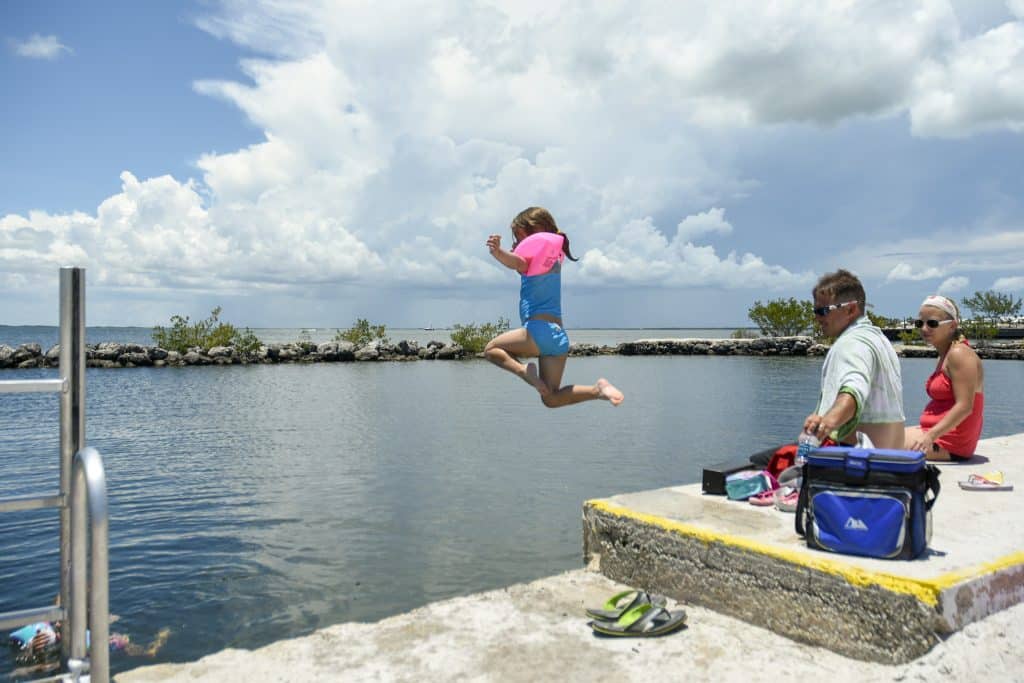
[0,268,110,683]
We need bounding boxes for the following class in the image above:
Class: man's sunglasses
[914,318,955,329]
[813,301,857,317]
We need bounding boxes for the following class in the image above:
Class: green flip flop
[584,590,666,621]
[589,602,687,638]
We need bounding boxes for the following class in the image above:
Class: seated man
[803,269,905,449]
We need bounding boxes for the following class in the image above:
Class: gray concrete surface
[583,433,1024,663]
[116,568,1024,682]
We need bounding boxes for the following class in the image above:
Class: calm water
[1,334,1022,678]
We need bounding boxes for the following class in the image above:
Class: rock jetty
[1,337,1021,369]
[0,339,466,369]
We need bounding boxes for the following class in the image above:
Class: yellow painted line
[586,499,1024,607]
[927,552,1024,589]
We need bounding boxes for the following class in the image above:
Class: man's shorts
[525,320,570,357]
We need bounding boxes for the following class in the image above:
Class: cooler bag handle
[844,449,870,478]
[924,464,941,510]
[795,464,809,537]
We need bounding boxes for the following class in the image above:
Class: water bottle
[796,430,820,466]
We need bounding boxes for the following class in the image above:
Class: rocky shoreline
[2,336,1022,369]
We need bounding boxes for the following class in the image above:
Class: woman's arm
[918,344,979,446]
[487,234,527,273]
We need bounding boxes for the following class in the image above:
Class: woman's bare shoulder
[947,341,981,367]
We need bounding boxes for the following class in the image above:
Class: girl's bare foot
[523,362,550,396]
[596,378,624,406]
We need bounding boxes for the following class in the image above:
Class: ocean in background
[1,329,1022,679]
[0,326,747,349]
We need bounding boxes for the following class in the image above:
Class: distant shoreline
[2,336,1022,369]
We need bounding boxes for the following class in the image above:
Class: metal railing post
[71,446,109,683]
[59,267,86,662]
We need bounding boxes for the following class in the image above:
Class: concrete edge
[582,500,941,662]
[584,498,1024,616]
[937,555,1024,631]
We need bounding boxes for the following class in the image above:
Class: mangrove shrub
[152,307,261,354]
[450,317,510,353]
[961,290,1022,345]
[747,298,815,337]
[335,319,390,346]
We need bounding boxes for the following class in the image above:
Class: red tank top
[919,365,984,456]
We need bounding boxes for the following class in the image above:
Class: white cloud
[192,0,1024,137]
[886,263,946,281]
[1010,0,1024,19]
[993,275,1024,290]
[0,171,385,294]
[576,213,812,288]
[5,1,1024,316]
[910,21,1024,137]
[10,34,71,60]
[938,276,970,293]
[841,229,1024,282]
[675,208,732,243]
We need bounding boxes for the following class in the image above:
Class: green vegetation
[960,318,999,346]
[866,310,900,329]
[334,318,390,346]
[152,307,262,355]
[961,290,1023,346]
[450,317,511,353]
[730,328,758,339]
[866,309,923,345]
[898,328,922,345]
[232,327,263,356]
[747,298,815,337]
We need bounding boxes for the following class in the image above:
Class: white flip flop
[958,472,1013,491]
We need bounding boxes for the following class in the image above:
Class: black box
[701,458,758,495]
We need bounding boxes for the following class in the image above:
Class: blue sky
[2,1,1023,328]
[2,2,263,214]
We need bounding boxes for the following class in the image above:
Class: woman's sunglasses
[914,318,955,329]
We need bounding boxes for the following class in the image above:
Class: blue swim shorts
[525,320,570,357]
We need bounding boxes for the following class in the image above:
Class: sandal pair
[585,589,665,621]
[585,590,687,637]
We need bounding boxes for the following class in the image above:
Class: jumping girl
[484,207,624,408]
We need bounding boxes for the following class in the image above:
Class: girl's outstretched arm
[487,234,527,273]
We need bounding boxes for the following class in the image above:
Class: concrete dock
[118,433,1024,681]
[584,433,1024,663]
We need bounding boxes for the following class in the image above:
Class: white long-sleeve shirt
[816,315,905,440]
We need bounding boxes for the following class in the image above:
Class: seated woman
[904,295,984,461]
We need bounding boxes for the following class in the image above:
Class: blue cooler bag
[795,447,941,560]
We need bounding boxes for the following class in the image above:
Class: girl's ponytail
[554,229,579,262]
